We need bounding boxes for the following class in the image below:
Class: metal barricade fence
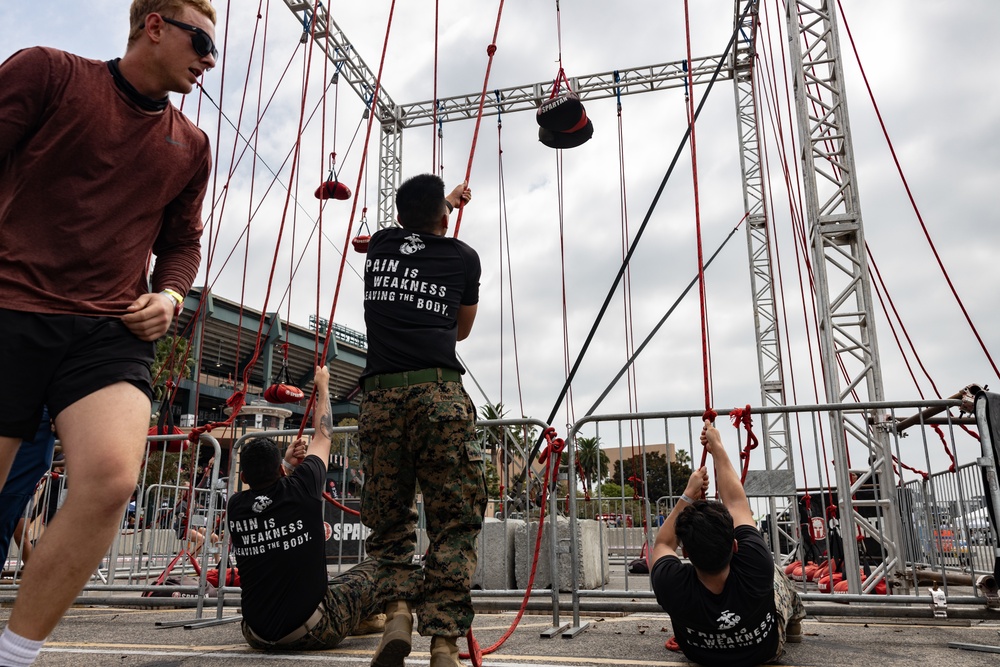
[559,399,998,634]
[2,464,66,582]
[900,463,997,578]
[1,433,224,608]
[5,406,998,630]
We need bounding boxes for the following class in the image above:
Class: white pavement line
[39,646,695,666]
[41,649,365,662]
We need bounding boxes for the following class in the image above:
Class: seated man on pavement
[650,420,805,667]
[227,365,384,650]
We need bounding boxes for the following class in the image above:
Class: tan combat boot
[429,635,462,667]
[785,619,803,643]
[370,600,412,667]
[352,612,386,636]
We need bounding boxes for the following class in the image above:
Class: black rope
[511,2,754,500]
[583,220,744,418]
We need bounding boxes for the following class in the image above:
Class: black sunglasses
[162,16,218,60]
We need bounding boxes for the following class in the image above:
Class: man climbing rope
[228,365,386,650]
[650,420,805,666]
[358,174,487,667]
[0,2,216,663]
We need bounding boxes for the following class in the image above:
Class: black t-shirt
[226,456,328,640]
[362,226,481,378]
[650,525,777,667]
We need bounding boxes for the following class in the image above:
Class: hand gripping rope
[697,408,719,472]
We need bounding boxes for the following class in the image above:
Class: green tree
[484,459,501,498]
[477,401,537,475]
[151,334,195,411]
[599,480,635,498]
[669,447,695,497]
[145,335,196,491]
[612,450,692,502]
[575,436,609,496]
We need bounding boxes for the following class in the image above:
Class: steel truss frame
[731,0,799,564]
[282,0,905,595]
[784,0,905,592]
[283,0,729,228]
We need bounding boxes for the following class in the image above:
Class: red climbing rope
[297,0,398,435]
[460,427,564,666]
[837,0,999,383]
[189,0,335,443]
[681,0,720,476]
[432,0,440,174]
[323,491,360,517]
[453,0,506,237]
[729,405,759,484]
[868,252,962,475]
[683,0,713,428]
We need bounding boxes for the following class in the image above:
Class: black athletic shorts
[0,309,155,440]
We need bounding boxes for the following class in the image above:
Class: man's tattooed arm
[319,393,334,439]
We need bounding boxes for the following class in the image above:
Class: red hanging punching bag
[314,181,352,200]
[264,383,304,404]
[352,235,371,253]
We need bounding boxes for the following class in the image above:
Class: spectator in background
[798,498,821,565]
[0,414,55,570]
[41,455,66,526]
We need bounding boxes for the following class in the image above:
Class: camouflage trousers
[358,380,488,637]
[241,558,381,650]
[770,562,806,660]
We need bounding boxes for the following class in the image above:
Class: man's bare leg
[6,382,149,640]
[0,435,23,494]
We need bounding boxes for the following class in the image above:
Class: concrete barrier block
[515,518,609,591]
[473,517,521,590]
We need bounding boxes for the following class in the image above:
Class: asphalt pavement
[4,603,1000,667]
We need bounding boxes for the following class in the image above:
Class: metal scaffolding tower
[784,0,906,592]
[283,0,729,228]
[731,0,800,563]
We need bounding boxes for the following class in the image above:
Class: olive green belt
[361,367,461,392]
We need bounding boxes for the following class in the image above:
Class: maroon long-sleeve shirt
[0,47,208,316]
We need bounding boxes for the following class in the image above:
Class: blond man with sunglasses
[0,2,216,664]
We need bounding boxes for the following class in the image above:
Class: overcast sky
[3,1,997,485]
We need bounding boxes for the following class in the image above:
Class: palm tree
[477,402,537,470]
[151,335,195,406]
[478,402,507,471]
[575,436,609,497]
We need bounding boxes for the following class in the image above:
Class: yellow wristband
[160,288,184,307]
